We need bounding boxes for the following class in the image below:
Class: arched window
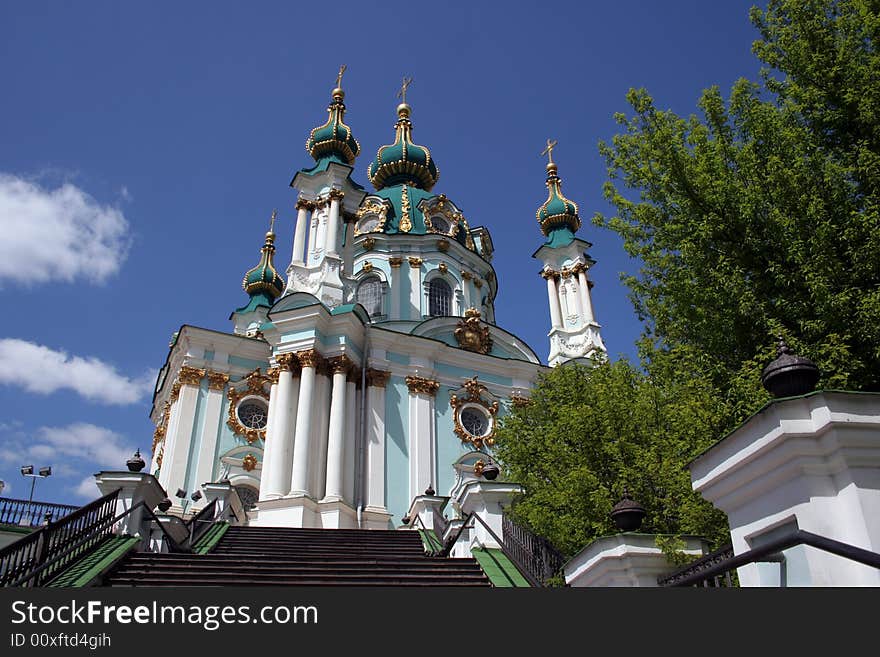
[430,215,450,234]
[428,278,452,316]
[357,275,383,317]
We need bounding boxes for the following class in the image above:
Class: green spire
[367,77,439,191]
[242,210,285,302]
[536,139,581,238]
[306,65,360,165]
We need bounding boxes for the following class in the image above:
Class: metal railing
[501,514,565,586]
[0,489,119,587]
[442,512,545,587]
[658,530,880,587]
[657,543,736,587]
[185,499,217,547]
[0,497,79,528]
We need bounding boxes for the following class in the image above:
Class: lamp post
[20,465,52,526]
[175,488,203,545]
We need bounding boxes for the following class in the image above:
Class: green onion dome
[306,86,360,165]
[242,229,285,300]
[367,103,439,191]
[536,161,581,236]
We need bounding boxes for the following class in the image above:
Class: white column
[193,373,229,493]
[569,276,585,325]
[390,260,402,320]
[261,358,298,499]
[578,270,595,323]
[307,207,321,262]
[342,222,355,278]
[290,351,319,496]
[408,258,422,319]
[462,275,473,308]
[292,200,311,265]
[406,376,438,502]
[310,370,331,499]
[546,274,563,328]
[323,357,350,501]
[343,375,357,505]
[365,370,389,512]
[161,368,204,499]
[325,193,341,256]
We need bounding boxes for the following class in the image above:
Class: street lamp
[20,465,52,526]
[175,488,203,545]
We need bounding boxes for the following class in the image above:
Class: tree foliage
[595,0,880,391]
[493,356,730,559]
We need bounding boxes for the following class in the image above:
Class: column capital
[297,348,324,370]
[329,354,354,375]
[347,366,362,385]
[462,271,473,281]
[406,375,440,396]
[540,268,558,280]
[389,257,403,268]
[296,197,315,211]
[275,353,301,373]
[407,256,423,268]
[206,371,230,391]
[178,366,206,386]
[327,188,345,201]
[366,368,390,388]
[266,367,280,385]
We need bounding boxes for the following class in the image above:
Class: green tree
[493,355,730,559]
[595,0,880,391]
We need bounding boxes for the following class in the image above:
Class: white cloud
[33,423,135,470]
[0,338,154,405]
[0,173,130,286]
[74,475,100,500]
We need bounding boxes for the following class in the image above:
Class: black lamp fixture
[156,498,173,513]
[481,460,500,480]
[20,464,52,527]
[609,488,646,532]
[191,490,203,502]
[126,449,146,473]
[761,337,820,398]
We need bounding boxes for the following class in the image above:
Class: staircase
[103,526,491,586]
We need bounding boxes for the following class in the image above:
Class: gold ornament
[242,453,258,472]
[454,308,493,355]
[405,375,440,396]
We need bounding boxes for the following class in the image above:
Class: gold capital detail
[328,188,345,201]
[266,367,280,385]
[275,353,300,372]
[366,368,390,388]
[296,198,315,211]
[389,257,403,268]
[461,271,473,281]
[169,381,182,403]
[207,371,230,391]
[297,349,323,369]
[408,256,423,268]
[347,366,362,385]
[406,375,439,396]
[178,366,206,386]
[329,355,353,374]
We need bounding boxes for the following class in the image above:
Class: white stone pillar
[568,275,585,325]
[408,257,422,320]
[545,273,563,329]
[405,375,439,502]
[193,372,229,495]
[290,350,320,497]
[323,356,351,502]
[325,191,343,256]
[292,199,311,265]
[342,222,355,278]
[578,269,596,323]
[261,356,299,499]
[160,367,204,500]
[343,373,358,505]
[390,258,403,320]
[365,370,389,513]
[307,206,321,262]
[462,272,473,308]
[310,368,331,499]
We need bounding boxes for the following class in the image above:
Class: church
[147,69,606,531]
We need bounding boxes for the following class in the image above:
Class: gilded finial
[336,64,347,89]
[397,76,413,104]
[541,139,558,170]
[269,209,277,233]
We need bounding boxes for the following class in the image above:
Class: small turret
[306,65,360,166]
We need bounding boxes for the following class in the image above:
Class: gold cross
[397,76,413,103]
[541,139,558,164]
[269,209,277,232]
[336,65,347,88]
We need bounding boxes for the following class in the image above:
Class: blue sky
[0,1,761,505]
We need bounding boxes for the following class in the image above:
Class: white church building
[147,73,606,531]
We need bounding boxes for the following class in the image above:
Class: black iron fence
[0,497,79,528]
[0,489,119,587]
[501,514,565,586]
[658,530,880,587]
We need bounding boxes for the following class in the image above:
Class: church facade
[148,73,605,529]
